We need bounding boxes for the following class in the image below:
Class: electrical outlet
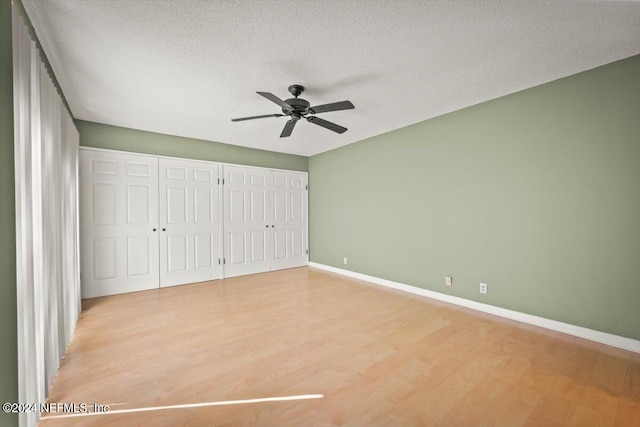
[343,257,348,265]
[480,283,487,294]
[445,276,453,286]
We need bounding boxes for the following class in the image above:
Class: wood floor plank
[569,406,615,427]
[38,267,639,426]
[478,400,535,427]
[614,398,640,427]
[622,355,640,402]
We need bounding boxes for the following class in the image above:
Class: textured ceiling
[22,0,640,156]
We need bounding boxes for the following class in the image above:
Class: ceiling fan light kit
[232,85,355,138]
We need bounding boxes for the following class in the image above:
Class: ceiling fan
[231,85,355,138]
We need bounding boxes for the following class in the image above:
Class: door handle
[265,225,269,228]
[162,228,166,231]
[153,228,157,231]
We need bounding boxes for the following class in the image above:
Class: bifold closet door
[80,150,159,298]
[159,159,221,287]
[223,165,308,277]
[270,171,309,270]
[223,165,272,277]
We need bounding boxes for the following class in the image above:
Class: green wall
[77,120,308,172]
[309,55,640,340]
[0,0,18,425]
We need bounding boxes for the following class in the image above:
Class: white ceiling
[22,1,640,157]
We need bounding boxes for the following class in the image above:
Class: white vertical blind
[12,2,80,426]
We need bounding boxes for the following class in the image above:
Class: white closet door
[159,159,221,287]
[223,165,272,277]
[80,150,159,298]
[270,171,309,270]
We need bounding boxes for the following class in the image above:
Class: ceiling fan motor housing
[283,98,310,115]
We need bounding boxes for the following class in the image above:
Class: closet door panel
[159,159,221,287]
[223,165,272,277]
[80,150,159,298]
[270,171,308,271]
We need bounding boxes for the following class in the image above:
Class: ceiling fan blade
[231,114,284,122]
[306,116,347,134]
[309,100,354,114]
[257,92,292,110]
[280,119,297,138]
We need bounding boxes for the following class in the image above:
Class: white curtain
[12,3,80,426]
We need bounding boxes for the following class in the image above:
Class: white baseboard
[309,262,640,353]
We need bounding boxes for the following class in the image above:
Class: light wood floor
[40,267,639,426]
